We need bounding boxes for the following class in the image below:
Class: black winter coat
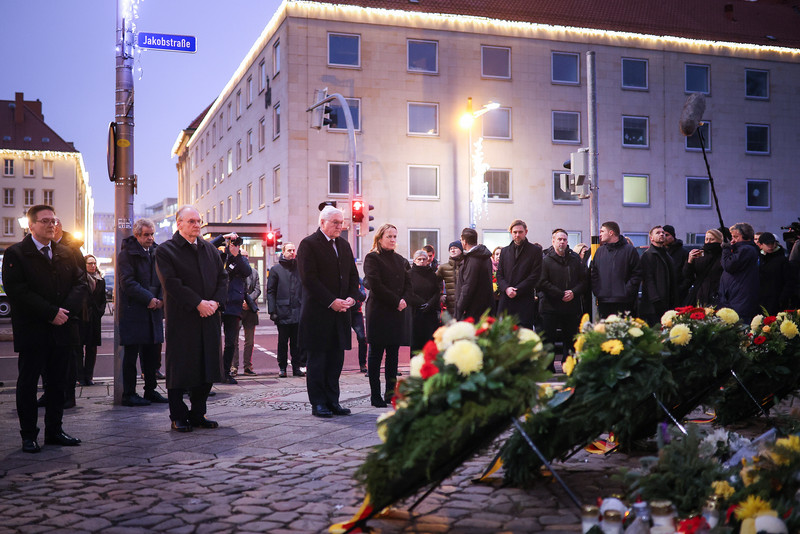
[3,235,87,352]
[639,245,679,317]
[409,263,441,351]
[81,275,106,347]
[759,246,795,315]
[683,243,723,306]
[666,240,691,303]
[719,240,760,322]
[118,235,164,346]
[591,239,642,304]
[455,244,494,321]
[267,256,302,325]
[221,252,251,318]
[496,239,542,326]
[364,249,413,346]
[538,248,588,315]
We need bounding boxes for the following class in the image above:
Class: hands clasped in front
[196,300,219,317]
[331,297,356,312]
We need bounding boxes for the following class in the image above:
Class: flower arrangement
[352,314,552,525]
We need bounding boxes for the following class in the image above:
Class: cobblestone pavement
[2,369,779,533]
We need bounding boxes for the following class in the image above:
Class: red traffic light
[352,199,364,222]
[265,231,276,247]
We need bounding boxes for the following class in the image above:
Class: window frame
[259,175,266,208]
[551,51,580,85]
[246,182,253,214]
[273,103,281,139]
[482,107,512,140]
[551,110,580,144]
[246,76,253,107]
[745,123,770,155]
[327,97,361,132]
[328,32,361,68]
[481,45,511,79]
[407,165,440,199]
[408,229,440,261]
[685,63,710,94]
[622,115,650,148]
[236,90,242,118]
[407,39,439,74]
[273,165,281,202]
[407,102,439,137]
[622,174,650,207]
[3,159,14,176]
[3,188,15,207]
[685,121,711,152]
[24,159,35,177]
[621,57,648,90]
[236,139,242,169]
[43,189,53,205]
[259,60,267,92]
[273,40,280,76]
[328,162,363,197]
[258,117,266,150]
[686,176,711,209]
[746,179,771,210]
[226,149,233,176]
[745,68,769,100]
[246,130,253,160]
[484,168,512,201]
[3,217,15,237]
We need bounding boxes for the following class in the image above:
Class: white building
[173,0,800,259]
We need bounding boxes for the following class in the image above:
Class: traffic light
[352,199,364,222]
[275,229,283,250]
[311,89,335,129]
[357,202,376,236]
[265,229,276,247]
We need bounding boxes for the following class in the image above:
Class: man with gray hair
[297,205,362,418]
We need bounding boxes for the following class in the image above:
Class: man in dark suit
[496,219,543,329]
[155,206,228,432]
[297,205,362,418]
[3,205,86,453]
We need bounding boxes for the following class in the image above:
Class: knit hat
[448,240,463,251]
[662,225,676,238]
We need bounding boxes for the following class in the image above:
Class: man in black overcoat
[297,205,362,418]
[639,226,679,326]
[455,227,494,321]
[496,219,543,328]
[155,206,228,432]
[3,205,86,453]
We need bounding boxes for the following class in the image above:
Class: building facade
[173,0,800,260]
[1,92,93,253]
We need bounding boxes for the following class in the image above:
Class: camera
[227,236,244,247]
[781,218,800,251]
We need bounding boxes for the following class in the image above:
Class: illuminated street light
[460,98,500,228]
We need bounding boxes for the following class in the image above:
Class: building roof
[308,0,800,49]
[0,92,77,153]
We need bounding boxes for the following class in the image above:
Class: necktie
[41,245,51,261]
[331,239,338,257]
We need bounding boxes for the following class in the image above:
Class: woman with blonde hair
[364,224,413,407]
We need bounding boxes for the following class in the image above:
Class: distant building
[1,92,93,252]
[173,0,800,260]
[143,197,178,245]
[93,212,116,269]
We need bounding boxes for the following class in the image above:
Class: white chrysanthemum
[716,307,739,325]
[376,410,395,442]
[409,354,425,378]
[669,324,692,345]
[443,340,483,376]
[629,327,643,338]
[517,328,543,353]
[606,314,621,322]
[751,314,764,332]
[440,321,476,349]
[661,310,678,327]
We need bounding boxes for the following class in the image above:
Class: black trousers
[276,323,304,371]
[168,383,212,423]
[351,311,368,367]
[541,312,581,359]
[79,344,98,383]
[368,344,399,402]
[123,343,161,397]
[17,346,70,440]
[306,349,344,406]
[222,315,242,376]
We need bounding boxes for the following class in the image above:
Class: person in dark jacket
[591,221,642,318]
[351,279,369,374]
[455,228,494,321]
[118,220,166,406]
[663,224,691,304]
[639,226,679,326]
[79,255,106,387]
[756,232,795,315]
[496,219,542,328]
[3,205,86,452]
[235,250,260,376]
[364,224,413,407]
[409,249,441,353]
[683,229,724,306]
[573,243,593,320]
[267,242,306,377]
[155,206,228,432]
[719,222,760,323]
[422,244,438,271]
[436,241,463,317]
[539,229,588,359]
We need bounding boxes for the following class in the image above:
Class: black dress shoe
[360,366,368,374]
[243,369,257,375]
[223,375,238,384]
[292,369,306,377]
[190,416,219,429]
[122,394,151,407]
[278,369,287,378]
[328,403,351,416]
[44,432,81,446]
[64,398,76,409]
[208,390,216,397]
[143,391,169,403]
[171,419,193,432]
[155,370,166,380]
[311,404,333,418]
[371,398,388,408]
[22,439,41,453]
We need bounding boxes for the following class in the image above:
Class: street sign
[137,32,196,53]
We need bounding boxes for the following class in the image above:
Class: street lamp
[17,213,29,235]
[460,98,500,228]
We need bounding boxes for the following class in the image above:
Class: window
[745,69,769,99]
[24,160,35,177]
[409,230,439,259]
[219,157,224,182]
[226,103,232,129]
[483,108,511,139]
[246,130,253,160]
[259,60,266,92]
[193,148,198,169]
[746,179,770,210]
[200,175,205,196]
[626,233,649,248]
[484,169,511,200]
[622,174,649,206]
[3,159,13,176]
[43,160,53,177]
[247,183,253,213]
[259,175,266,207]
[745,124,769,154]
[328,162,362,196]
[621,58,648,90]
[227,196,233,222]
[236,91,242,118]
[273,40,280,75]
[273,166,281,201]
[3,218,14,237]
[686,177,711,208]
[481,46,511,79]
[236,190,242,218]
[552,171,580,204]
[273,103,281,138]
[552,52,579,84]
[218,115,224,138]
[212,164,217,187]
[236,140,242,168]
[200,139,204,161]
[681,122,710,152]
[258,118,266,150]
[566,231,582,250]
[408,165,439,198]
[328,98,361,131]
[206,171,210,194]
[552,111,580,143]
[328,33,360,67]
[227,149,233,175]
[246,77,253,107]
[685,63,710,94]
[212,124,217,147]
[212,206,217,223]
[43,190,53,205]
[206,210,211,224]
[3,188,14,206]
[408,102,438,136]
[622,116,649,148]
[407,39,438,73]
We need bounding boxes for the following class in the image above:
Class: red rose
[677,516,709,534]
[754,336,767,345]
[763,316,777,325]
[475,327,489,336]
[420,361,440,379]
[484,316,496,324]
[464,317,475,324]
[690,311,706,320]
[676,306,694,314]
[422,340,438,362]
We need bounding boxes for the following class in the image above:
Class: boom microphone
[679,93,706,137]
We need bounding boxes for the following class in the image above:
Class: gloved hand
[269,313,278,322]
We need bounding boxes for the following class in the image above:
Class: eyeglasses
[182,218,203,226]
[36,218,57,226]
[140,232,155,237]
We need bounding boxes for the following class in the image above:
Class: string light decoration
[0,149,90,188]
[470,137,489,224]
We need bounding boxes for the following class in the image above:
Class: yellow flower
[579,313,590,332]
[629,327,643,338]
[751,314,764,332]
[770,435,800,465]
[563,355,576,376]
[376,410,395,442]
[716,307,740,325]
[712,480,736,499]
[735,495,772,520]
[762,325,771,333]
[601,339,624,355]
[593,323,606,334]
[443,340,483,376]
[780,320,799,339]
[740,464,759,487]
[606,314,621,322]
[433,325,447,349]
[669,324,692,346]
[517,328,543,352]
[440,321,476,349]
[574,335,586,353]
[705,307,715,316]
[661,310,678,327]
[634,317,648,327]
[409,354,425,378]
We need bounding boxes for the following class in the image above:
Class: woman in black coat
[683,229,724,306]
[79,255,106,385]
[409,249,441,353]
[364,224,413,408]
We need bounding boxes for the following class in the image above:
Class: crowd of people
[5,201,799,451]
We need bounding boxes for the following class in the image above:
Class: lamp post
[460,98,500,229]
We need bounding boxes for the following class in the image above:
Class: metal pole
[587,51,600,320]
[114,1,136,405]
[468,126,474,229]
